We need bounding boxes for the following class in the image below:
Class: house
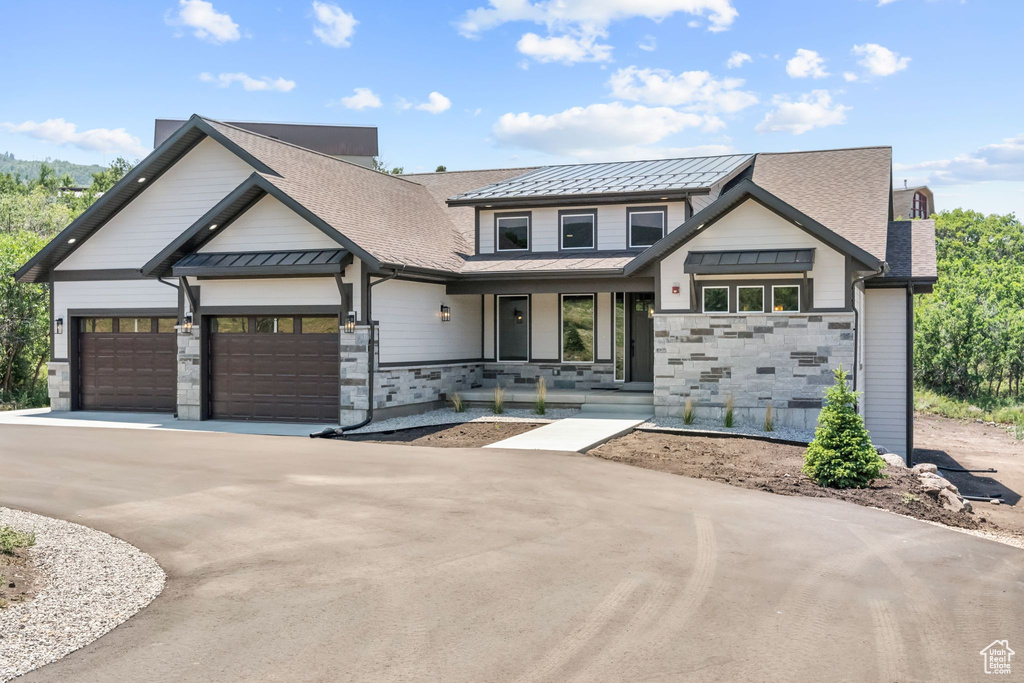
[16,116,937,458]
[892,182,934,219]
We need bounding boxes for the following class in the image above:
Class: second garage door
[208,315,340,422]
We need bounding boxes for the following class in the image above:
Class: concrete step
[579,403,654,417]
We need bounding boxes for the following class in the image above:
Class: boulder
[912,463,939,475]
[881,453,906,469]
[938,488,966,513]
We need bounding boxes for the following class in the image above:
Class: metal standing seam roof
[447,155,754,204]
[683,249,815,274]
[173,249,350,276]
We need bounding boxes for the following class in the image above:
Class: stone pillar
[338,325,371,424]
[47,362,71,412]
[176,324,202,421]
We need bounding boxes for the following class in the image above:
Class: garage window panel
[83,318,113,333]
[117,317,152,333]
[157,318,177,333]
[255,317,294,334]
[300,317,339,334]
[211,317,248,333]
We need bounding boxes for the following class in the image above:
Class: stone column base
[47,362,71,412]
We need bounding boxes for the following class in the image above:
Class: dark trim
[50,269,147,281]
[68,316,81,410]
[48,283,59,362]
[865,277,938,289]
[447,277,655,295]
[174,251,352,279]
[493,211,532,254]
[456,268,628,281]
[67,307,178,317]
[377,358,485,368]
[474,206,481,256]
[557,208,598,252]
[449,189,704,209]
[683,248,815,275]
[626,205,668,250]
[558,292,598,364]
[201,305,341,316]
[906,283,915,467]
[495,293,531,363]
[622,179,883,276]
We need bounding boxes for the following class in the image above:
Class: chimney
[904,179,908,190]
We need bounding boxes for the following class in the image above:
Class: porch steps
[459,387,654,409]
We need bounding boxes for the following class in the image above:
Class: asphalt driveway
[1,424,1020,682]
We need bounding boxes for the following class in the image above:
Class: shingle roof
[459,250,637,275]
[447,155,753,205]
[882,220,937,281]
[751,147,892,262]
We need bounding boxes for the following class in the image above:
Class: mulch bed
[344,421,542,448]
[1,548,38,609]
[589,431,991,531]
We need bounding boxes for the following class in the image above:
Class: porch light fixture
[182,313,193,333]
[513,308,524,324]
[648,305,654,319]
[208,223,218,231]
[774,304,784,312]
[67,238,76,244]
[55,317,63,335]
[440,304,451,322]
[137,177,146,183]
[344,311,356,333]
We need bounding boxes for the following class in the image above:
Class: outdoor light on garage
[344,311,356,333]
[54,317,63,335]
[440,304,451,322]
[183,313,193,333]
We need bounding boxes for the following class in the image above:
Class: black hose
[938,466,997,474]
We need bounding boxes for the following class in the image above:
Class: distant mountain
[0,152,107,186]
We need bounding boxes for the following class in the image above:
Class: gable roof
[446,155,753,206]
[881,220,937,282]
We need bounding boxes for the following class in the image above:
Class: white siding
[689,181,723,215]
[596,292,611,360]
[864,288,908,456]
[201,195,339,252]
[52,280,178,358]
[57,138,254,269]
[658,199,847,311]
[477,202,686,254]
[483,295,495,359]
[200,278,340,307]
[531,293,559,360]
[374,280,482,363]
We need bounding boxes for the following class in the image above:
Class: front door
[629,293,655,383]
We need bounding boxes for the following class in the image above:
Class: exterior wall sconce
[55,317,63,335]
[183,313,193,333]
[647,305,654,319]
[513,308,524,324]
[344,311,356,333]
[440,304,451,322]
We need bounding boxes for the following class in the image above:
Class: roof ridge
[756,145,892,157]
[400,166,540,177]
[515,152,752,171]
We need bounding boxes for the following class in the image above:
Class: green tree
[435,165,447,172]
[0,230,49,404]
[803,366,885,488]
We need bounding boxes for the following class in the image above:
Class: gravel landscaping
[0,508,165,682]
[343,407,579,435]
[639,416,814,444]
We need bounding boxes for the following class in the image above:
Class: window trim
[771,284,800,313]
[494,211,532,253]
[495,294,531,363]
[559,293,596,364]
[912,191,928,219]
[736,285,765,313]
[558,209,598,251]
[626,206,668,249]
[702,286,730,314]
[613,291,626,382]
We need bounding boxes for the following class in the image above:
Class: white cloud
[843,71,859,82]
[726,51,751,69]
[339,87,381,110]
[638,34,657,51]
[516,32,612,63]
[167,0,240,44]
[755,90,849,134]
[1,118,149,158]
[786,49,829,78]
[877,0,899,5]
[311,1,357,47]
[199,72,296,92]
[492,102,718,158]
[895,133,1024,185]
[416,92,452,114]
[853,43,910,76]
[608,66,757,114]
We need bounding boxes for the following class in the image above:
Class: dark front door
[629,293,655,383]
[78,316,177,412]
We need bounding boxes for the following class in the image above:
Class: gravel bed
[344,407,579,434]
[0,508,165,682]
[638,416,814,444]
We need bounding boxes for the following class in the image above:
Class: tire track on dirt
[869,598,909,683]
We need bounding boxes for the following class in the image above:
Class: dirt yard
[913,413,1023,535]
[345,421,542,448]
[0,546,37,609]
[589,428,1019,536]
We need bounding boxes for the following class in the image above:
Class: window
[772,285,800,313]
[560,211,596,250]
[497,295,529,361]
[82,318,112,333]
[614,292,626,381]
[912,191,929,219]
[496,214,530,251]
[301,317,339,334]
[157,318,177,333]
[628,208,666,248]
[561,294,595,363]
[737,286,764,312]
[210,317,248,333]
[117,317,151,333]
[255,317,294,334]
[702,287,729,313]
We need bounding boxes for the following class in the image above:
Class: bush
[723,395,734,428]
[0,525,35,554]
[803,366,885,489]
[450,392,465,413]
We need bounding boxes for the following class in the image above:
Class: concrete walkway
[0,408,327,437]
[486,411,649,452]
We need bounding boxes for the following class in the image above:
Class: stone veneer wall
[47,362,71,411]
[653,312,855,429]
[374,363,481,411]
[479,362,615,390]
[177,325,202,420]
[339,326,372,423]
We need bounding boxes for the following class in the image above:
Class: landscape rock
[880,453,906,469]
[937,488,966,513]
[912,463,939,475]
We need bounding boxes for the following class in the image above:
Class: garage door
[208,315,340,422]
[78,316,178,412]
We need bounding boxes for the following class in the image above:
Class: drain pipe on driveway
[311,267,401,438]
[850,261,889,393]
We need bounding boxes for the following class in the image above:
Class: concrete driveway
[1,424,1020,682]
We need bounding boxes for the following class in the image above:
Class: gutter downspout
[851,261,889,393]
[311,268,401,438]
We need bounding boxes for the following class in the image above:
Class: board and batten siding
[56,138,254,270]
[477,202,686,254]
[52,280,179,359]
[373,280,481,364]
[863,288,908,456]
[658,199,847,311]
[200,195,340,252]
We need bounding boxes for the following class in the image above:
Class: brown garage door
[78,316,177,412]
[209,315,340,422]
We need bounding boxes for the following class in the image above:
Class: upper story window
[559,210,596,250]
[496,212,530,252]
[911,191,929,219]
[627,207,667,248]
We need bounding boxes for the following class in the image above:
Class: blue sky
[2,0,1022,214]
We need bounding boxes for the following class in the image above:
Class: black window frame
[559,293,596,364]
[558,209,598,251]
[494,211,532,253]
[495,294,531,362]
[626,206,668,249]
